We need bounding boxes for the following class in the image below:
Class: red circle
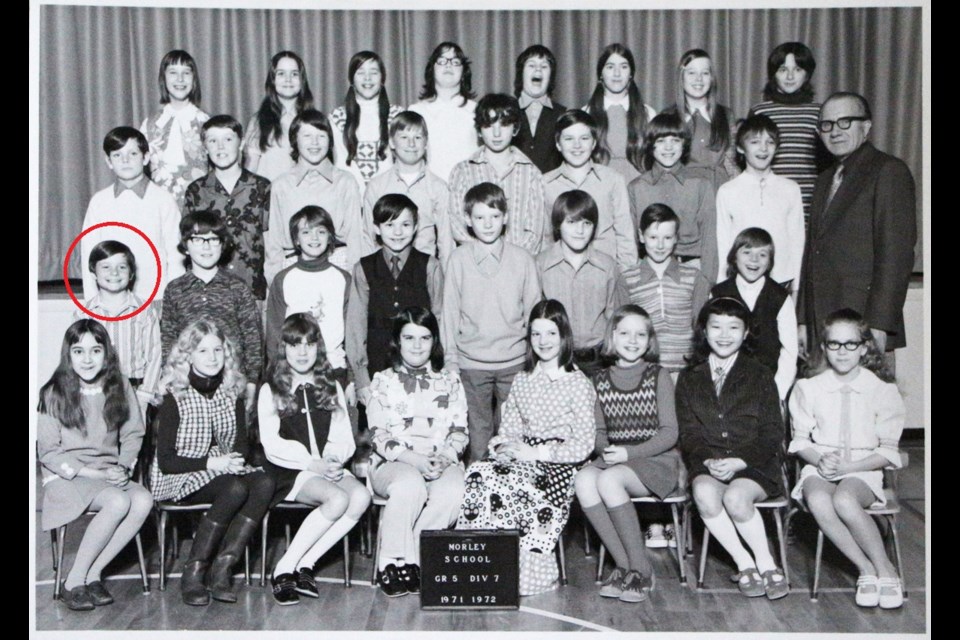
[64,221,163,321]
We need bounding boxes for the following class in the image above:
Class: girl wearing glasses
[161,211,263,409]
[749,42,829,222]
[408,42,478,182]
[788,308,905,609]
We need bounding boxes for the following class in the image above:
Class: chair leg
[583,520,593,557]
[772,508,789,586]
[556,532,567,586]
[887,514,908,599]
[370,505,384,586]
[172,523,179,560]
[135,532,150,594]
[54,526,66,600]
[50,530,59,573]
[697,527,710,590]
[596,544,606,583]
[244,544,251,586]
[260,512,270,587]
[670,504,688,585]
[285,523,291,551]
[812,529,824,601]
[158,511,168,592]
[343,536,351,587]
[684,504,694,556]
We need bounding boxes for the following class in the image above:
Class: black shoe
[379,564,408,598]
[85,580,114,606]
[271,573,300,606]
[181,560,211,606]
[60,583,95,611]
[295,567,319,598]
[398,564,421,594]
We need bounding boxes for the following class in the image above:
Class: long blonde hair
[160,319,247,398]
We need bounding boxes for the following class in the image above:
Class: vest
[712,278,789,376]
[515,102,566,174]
[361,249,432,377]
[593,364,661,444]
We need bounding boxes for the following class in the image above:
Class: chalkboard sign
[419,529,520,610]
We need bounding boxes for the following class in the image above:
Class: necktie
[714,366,726,397]
[390,254,401,280]
[826,164,844,209]
[839,384,853,462]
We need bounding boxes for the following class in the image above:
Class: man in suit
[798,92,916,355]
[513,45,567,174]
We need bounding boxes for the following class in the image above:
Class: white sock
[732,510,777,573]
[702,511,755,571]
[297,515,360,570]
[274,508,335,576]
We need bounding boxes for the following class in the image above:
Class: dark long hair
[39,320,130,433]
[673,49,731,154]
[762,42,817,103]
[267,313,339,417]
[419,42,475,105]
[255,51,315,152]
[388,306,445,373]
[342,51,391,166]
[525,299,575,372]
[585,44,648,168]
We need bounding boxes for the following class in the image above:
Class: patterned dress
[330,103,403,188]
[140,103,210,208]
[457,365,596,595]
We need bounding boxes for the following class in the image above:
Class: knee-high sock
[582,503,629,570]
[732,510,776,573]
[702,511,755,571]
[607,502,651,575]
[273,509,335,576]
[298,515,360,570]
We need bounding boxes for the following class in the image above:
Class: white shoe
[878,576,904,609]
[664,524,677,548]
[645,523,668,548]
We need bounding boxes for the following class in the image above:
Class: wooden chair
[259,501,351,587]
[785,452,908,601]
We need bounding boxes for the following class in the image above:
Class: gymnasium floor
[33,438,927,634]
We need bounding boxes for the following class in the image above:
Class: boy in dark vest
[347,193,444,407]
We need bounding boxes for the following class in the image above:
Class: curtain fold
[38,5,923,281]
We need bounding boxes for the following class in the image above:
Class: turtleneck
[609,360,650,390]
[296,254,332,272]
[769,89,810,105]
[189,367,224,399]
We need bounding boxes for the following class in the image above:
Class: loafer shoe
[85,580,114,606]
[60,583,95,611]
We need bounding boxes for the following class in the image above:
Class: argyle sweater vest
[593,364,660,444]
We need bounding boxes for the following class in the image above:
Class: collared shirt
[536,243,620,348]
[708,352,739,387]
[627,164,718,282]
[543,161,638,269]
[603,94,631,111]
[346,247,445,390]
[733,275,798,400]
[716,170,805,289]
[113,175,150,199]
[76,292,162,400]
[161,269,264,382]
[266,158,362,284]
[361,163,453,264]
[519,93,554,136]
[448,146,548,255]
[184,169,271,299]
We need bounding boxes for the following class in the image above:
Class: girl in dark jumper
[676,297,788,600]
[574,305,680,603]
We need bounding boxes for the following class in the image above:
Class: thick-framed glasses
[188,235,222,248]
[435,57,463,67]
[818,116,869,133]
[825,340,864,352]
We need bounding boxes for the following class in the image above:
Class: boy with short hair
[184,115,272,301]
[347,193,444,404]
[616,203,711,375]
[513,45,567,174]
[361,111,453,265]
[81,126,183,304]
[543,110,638,269]
[715,114,805,294]
[441,182,541,464]
[536,189,619,376]
[448,94,549,255]
[162,210,262,404]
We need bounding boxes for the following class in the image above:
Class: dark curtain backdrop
[39,5,924,281]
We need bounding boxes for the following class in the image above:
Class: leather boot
[207,514,259,603]
[181,515,227,606]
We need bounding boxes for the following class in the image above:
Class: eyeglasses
[818,116,869,133]
[435,57,463,67]
[187,235,222,247]
[824,340,864,352]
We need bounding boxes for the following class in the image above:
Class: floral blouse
[141,103,210,208]
[366,366,469,463]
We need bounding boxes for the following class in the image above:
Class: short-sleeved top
[330,101,404,188]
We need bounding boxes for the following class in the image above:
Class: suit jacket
[798,142,916,349]
[514,100,567,174]
[675,355,783,491]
